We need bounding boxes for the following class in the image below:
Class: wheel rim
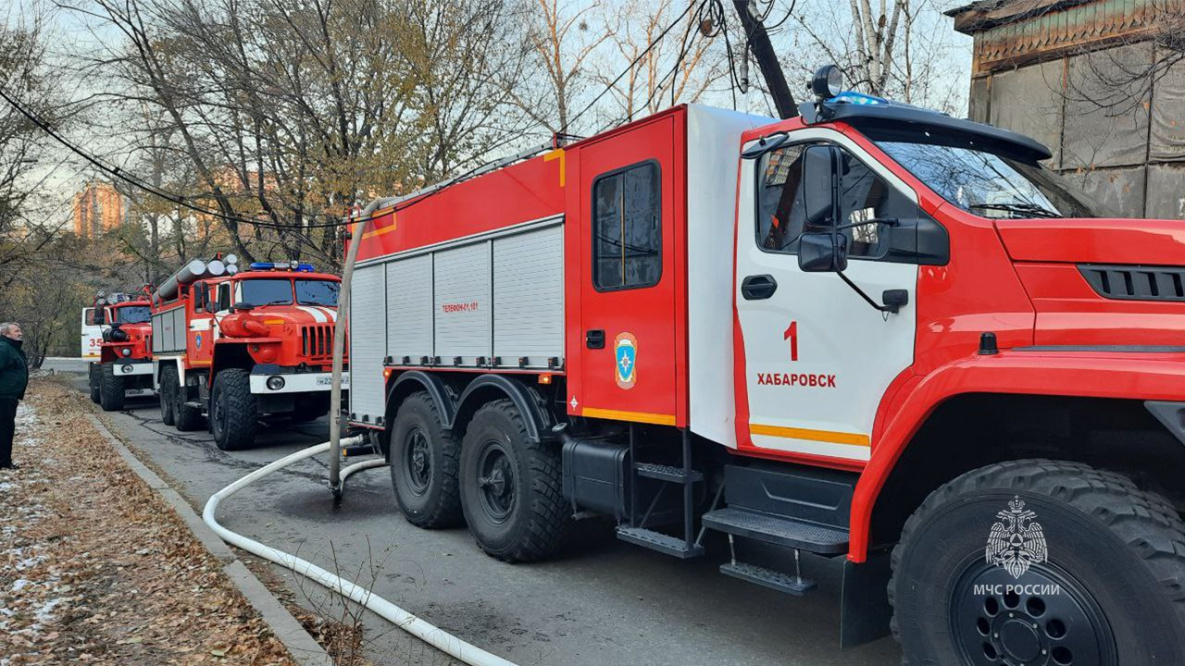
[475,441,515,523]
[951,559,1117,666]
[403,428,431,495]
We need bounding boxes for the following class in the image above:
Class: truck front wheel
[389,391,462,529]
[88,363,101,403]
[211,368,257,451]
[459,399,568,563]
[158,366,177,426]
[890,459,1185,665]
[98,364,125,411]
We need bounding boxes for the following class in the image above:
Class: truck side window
[217,284,231,312]
[758,143,915,260]
[593,161,661,290]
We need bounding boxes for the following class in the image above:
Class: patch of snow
[11,579,30,592]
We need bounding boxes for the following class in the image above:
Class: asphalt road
[58,366,902,666]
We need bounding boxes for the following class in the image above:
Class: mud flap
[840,549,892,648]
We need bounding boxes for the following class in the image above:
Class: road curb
[87,414,335,666]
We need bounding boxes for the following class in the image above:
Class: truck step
[184,401,203,409]
[702,507,849,554]
[635,462,703,484]
[616,526,704,559]
[721,561,816,596]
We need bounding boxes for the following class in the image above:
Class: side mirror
[233,301,255,312]
[799,232,848,273]
[802,145,840,227]
[94,308,107,325]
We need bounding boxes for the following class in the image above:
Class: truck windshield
[875,141,1114,219]
[240,279,293,306]
[296,280,339,306]
[116,306,151,324]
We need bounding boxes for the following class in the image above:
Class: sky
[10,0,974,227]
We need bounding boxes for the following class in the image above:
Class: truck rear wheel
[389,391,462,529]
[158,365,177,426]
[211,368,257,451]
[890,459,1185,665]
[172,371,205,432]
[459,399,568,563]
[98,363,125,411]
[88,363,101,403]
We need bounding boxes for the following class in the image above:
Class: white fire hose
[201,439,519,666]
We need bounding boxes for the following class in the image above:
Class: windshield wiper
[969,202,1061,219]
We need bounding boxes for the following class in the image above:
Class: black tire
[389,391,463,529]
[98,363,125,411]
[88,363,101,403]
[890,459,1185,666]
[210,368,257,451]
[459,399,569,563]
[158,365,177,426]
[172,371,205,432]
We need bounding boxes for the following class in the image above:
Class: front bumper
[249,371,350,395]
[112,361,153,377]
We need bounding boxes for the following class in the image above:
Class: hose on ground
[202,439,519,666]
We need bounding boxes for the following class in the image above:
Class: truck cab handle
[586,329,606,349]
[741,274,778,300]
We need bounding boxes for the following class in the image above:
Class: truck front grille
[1079,264,1185,302]
[301,324,335,360]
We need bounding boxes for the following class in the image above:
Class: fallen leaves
[0,379,296,665]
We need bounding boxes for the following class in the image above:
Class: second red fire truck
[150,256,348,450]
[344,66,1185,662]
[86,290,155,411]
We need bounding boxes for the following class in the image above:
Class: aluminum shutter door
[387,255,433,362]
[350,264,387,422]
[434,243,492,365]
[493,223,564,367]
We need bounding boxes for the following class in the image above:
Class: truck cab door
[734,129,931,465]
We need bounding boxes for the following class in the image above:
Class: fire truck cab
[86,292,155,411]
[347,69,1185,661]
[151,259,348,450]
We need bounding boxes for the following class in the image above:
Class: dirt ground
[0,379,295,665]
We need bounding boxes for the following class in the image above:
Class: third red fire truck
[151,256,348,450]
[346,67,1185,661]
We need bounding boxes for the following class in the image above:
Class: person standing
[0,322,28,470]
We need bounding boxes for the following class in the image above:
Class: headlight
[121,364,134,374]
[266,376,285,391]
[121,348,131,357]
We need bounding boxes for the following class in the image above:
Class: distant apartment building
[72,181,127,238]
[948,0,1185,218]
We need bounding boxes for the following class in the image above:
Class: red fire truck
[346,71,1185,661]
[151,256,348,450]
[86,291,155,411]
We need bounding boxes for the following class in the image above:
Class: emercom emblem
[986,496,1048,579]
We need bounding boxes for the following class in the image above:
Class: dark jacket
[0,336,28,401]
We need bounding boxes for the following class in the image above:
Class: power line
[565,0,702,133]
[0,85,366,231]
[4,0,725,236]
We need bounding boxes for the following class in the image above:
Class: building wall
[72,181,126,238]
[953,0,1185,219]
[968,43,1185,218]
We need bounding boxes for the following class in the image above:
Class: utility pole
[731,0,798,119]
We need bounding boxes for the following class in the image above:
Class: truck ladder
[615,427,705,559]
